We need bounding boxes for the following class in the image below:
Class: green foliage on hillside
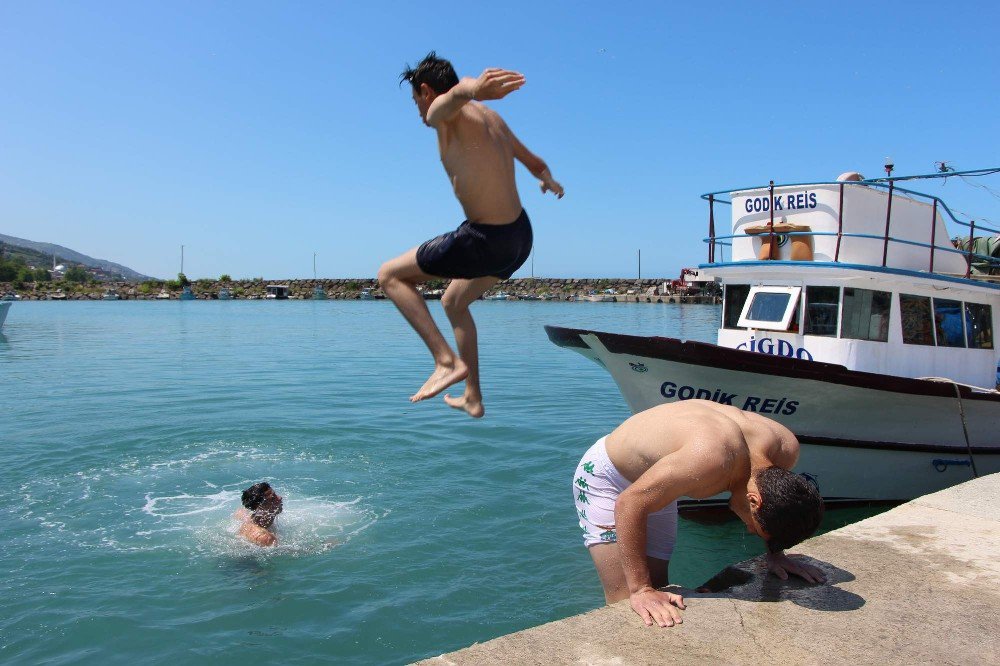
[0,254,53,285]
[64,266,92,283]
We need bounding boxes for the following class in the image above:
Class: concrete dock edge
[416,473,1000,665]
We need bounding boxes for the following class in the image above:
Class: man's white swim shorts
[572,436,678,560]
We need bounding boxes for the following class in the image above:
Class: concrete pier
[417,474,1000,665]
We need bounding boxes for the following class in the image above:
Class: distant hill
[0,233,152,281]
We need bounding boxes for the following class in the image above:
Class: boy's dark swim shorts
[416,209,533,280]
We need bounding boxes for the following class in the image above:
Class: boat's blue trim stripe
[698,260,1000,291]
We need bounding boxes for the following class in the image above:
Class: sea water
[0,301,883,664]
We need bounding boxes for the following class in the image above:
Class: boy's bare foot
[410,361,469,402]
[443,393,485,419]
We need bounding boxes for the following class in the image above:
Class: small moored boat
[265,284,290,300]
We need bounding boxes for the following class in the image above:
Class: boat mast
[313,252,317,280]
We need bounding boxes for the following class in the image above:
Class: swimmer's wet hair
[754,467,824,553]
[400,51,459,95]
[242,482,272,511]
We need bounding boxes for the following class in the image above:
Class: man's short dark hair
[400,51,458,95]
[242,482,272,511]
[754,467,824,553]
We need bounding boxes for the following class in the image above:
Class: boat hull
[545,325,999,502]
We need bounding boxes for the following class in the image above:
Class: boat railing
[701,167,1000,279]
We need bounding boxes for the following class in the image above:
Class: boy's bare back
[437,103,521,224]
[605,400,800,493]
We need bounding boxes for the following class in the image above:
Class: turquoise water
[1,302,882,664]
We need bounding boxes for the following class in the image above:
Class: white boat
[155,290,171,300]
[582,289,617,303]
[547,168,1000,505]
[102,289,120,301]
[359,288,375,301]
[484,291,509,301]
[265,284,290,300]
[218,288,232,300]
[179,286,196,300]
[311,255,326,300]
[0,301,10,330]
[1,292,19,301]
[49,290,67,301]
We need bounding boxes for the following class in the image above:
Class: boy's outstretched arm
[426,68,525,127]
[511,134,564,198]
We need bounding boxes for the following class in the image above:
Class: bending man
[573,400,824,628]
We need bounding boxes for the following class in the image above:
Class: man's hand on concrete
[765,552,826,583]
[628,588,686,628]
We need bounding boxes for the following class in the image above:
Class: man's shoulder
[239,522,276,547]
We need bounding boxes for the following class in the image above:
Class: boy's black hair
[241,482,272,511]
[400,51,459,95]
[753,467,824,553]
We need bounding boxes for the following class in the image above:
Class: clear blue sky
[2,1,998,279]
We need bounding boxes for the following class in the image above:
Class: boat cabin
[266,284,290,299]
[704,174,1000,389]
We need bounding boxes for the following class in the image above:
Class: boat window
[723,284,750,329]
[841,288,890,342]
[900,294,935,345]
[737,286,802,331]
[933,298,966,348]
[804,286,839,337]
[965,303,994,349]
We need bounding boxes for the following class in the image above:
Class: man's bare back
[606,401,799,497]
[438,102,521,224]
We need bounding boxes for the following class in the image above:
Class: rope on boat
[951,382,980,478]
[921,377,981,478]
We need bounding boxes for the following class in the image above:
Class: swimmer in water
[378,52,564,419]
[573,400,825,628]
[234,482,283,547]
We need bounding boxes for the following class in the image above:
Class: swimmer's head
[400,52,458,124]
[242,482,283,528]
[747,467,824,553]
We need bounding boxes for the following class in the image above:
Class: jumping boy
[378,52,564,418]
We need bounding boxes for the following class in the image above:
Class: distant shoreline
[2,277,720,303]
